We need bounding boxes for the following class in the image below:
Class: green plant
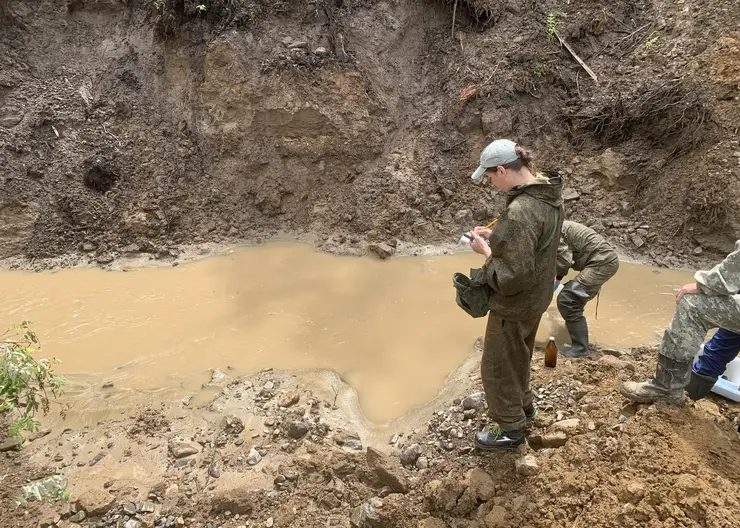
[153,0,164,10]
[546,12,560,43]
[531,60,551,81]
[0,322,64,439]
[644,31,660,49]
[196,2,207,12]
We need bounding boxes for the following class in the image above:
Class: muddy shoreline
[0,234,710,274]
[3,345,739,528]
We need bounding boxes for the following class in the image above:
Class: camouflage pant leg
[574,258,620,298]
[660,294,740,363]
[481,314,542,432]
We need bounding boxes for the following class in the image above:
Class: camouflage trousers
[660,293,740,363]
[481,313,541,432]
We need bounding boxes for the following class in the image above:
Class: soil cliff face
[1,0,739,268]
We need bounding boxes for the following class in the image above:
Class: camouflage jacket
[696,240,740,296]
[484,173,564,321]
[556,220,618,280]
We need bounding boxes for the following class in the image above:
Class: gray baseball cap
[470,139,519,182]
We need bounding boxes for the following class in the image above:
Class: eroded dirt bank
[1,0,740,271]
[2,344,740,528]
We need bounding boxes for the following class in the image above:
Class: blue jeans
[693,328,740,378]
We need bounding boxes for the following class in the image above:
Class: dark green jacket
[483,173,564,321]
[556,220,618,280]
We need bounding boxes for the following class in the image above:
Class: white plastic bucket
[710,357,740,403]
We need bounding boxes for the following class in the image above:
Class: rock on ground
[169,441,199,459]
[461,392,486,411]
[278,389,301,408]
[366,447,409,493]
[515,455,540,476]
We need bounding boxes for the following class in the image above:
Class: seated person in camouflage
[621,240,740,403]
[554,221,619,357]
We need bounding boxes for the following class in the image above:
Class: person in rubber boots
[554,221,619,358]
[621,239,740,403]
[467,139,564,450]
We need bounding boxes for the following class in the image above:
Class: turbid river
[0,243,694,424]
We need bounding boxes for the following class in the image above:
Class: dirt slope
[1,0,739,270]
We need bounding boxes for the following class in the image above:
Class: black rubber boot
[474,426,526,451]
[685,369,717,401]
[560,318,590,358]
[557,281,591,358]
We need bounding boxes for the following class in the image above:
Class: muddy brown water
[0,243,693,424]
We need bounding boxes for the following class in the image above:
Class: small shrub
[0,322,65,439]
[547,13,560,43]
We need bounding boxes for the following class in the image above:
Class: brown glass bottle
[544,337,558,368]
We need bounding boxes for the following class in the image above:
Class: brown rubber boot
[620,355,690,405]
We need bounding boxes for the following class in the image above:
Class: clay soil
[2,0,740,527]
[1,345,739,528]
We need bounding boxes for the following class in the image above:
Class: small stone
[82,242,96,252]
[211,368,227,383]
[102,382,114,389]
[169,442,199,459]
[389,434,399,445]
[400,443,422,466]
[334,430,363,451]
[366,447,409,493]
[455,209,473,222]
[542,431,568,448]
[97,254,114,264]
[122,503,137,516]
[550,418,580,433]
[278,389,300,408]
[620,481,646,504]
[415,456,429,470]
[139,501,155,513]
[247,447,262,465]
[266,518,274,527]
[263,381,275,391]
[124,521,141,528]
[368,242,395,260]
[630,234,645,249]
[89,451,106,466]
[587,421,596,431]
[54,454,64,462]
[693,246,703,256]
[598,355,635,371]
[515,455,540,476]
[620,202,634,217]
[466,468,496,501]
[314,46,329,56]
[350,500,380,528]
[563,188,580,201]
[69,511,86,522]
[287,421,309,439]
[0,106,25,128]
[209,461,222,478]
[461,392,486,411]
